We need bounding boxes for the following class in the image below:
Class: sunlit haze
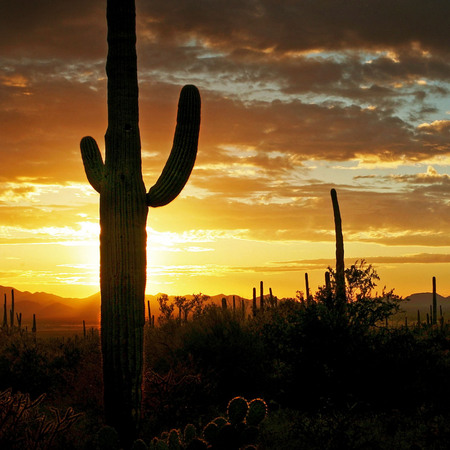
[0,0,449,299]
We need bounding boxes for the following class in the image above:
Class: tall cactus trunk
[80,0,200,444]
[100,1,147,440]
[331,189,346,310]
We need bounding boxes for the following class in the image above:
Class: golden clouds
[418,120,450,133]
[0,74,29,88]
[0,0,448,298]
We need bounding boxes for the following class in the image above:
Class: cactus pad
[183,423,197,444]
[202,421,219,443]
[227,396,249,424]
[246,398,268,426]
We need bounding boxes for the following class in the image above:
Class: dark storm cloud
[137,43,450,117]
[0,0,106,59]
[139,0,450,55]
[0,0,447,176]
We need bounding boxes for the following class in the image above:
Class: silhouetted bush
[2,282,450,449]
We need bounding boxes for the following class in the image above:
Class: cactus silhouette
[80,0,200,443]
[331,189,346,308]
[432,276,437,325]
[147,396,267,450]
[227,396,249,424]
[10,289,14,329]
[2,294,7,329]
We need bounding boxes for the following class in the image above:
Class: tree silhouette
[80,0,200,444]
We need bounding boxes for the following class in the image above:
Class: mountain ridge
[1,285,449,325]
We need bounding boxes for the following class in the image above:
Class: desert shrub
[0,388,82,449]
[0,332,102,418]
[0,336,52,398]
[141,306,267,437]
[259,407,450,449]
[250,297,450,414]
[177,306,266,403]
[250,300,367,409]
[142,282,450,429]
[364,327,450,411]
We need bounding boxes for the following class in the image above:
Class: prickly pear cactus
[202,421,219,443]
[183,423,197,445]
[227,396,249,424]
[168,429,183,450]
[149,397,267,449]
[202,397,267,449]
[246,398,268,427]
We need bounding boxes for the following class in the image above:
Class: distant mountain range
[401,292,450,319]
[1,285,449,326]
[0,286,253,326]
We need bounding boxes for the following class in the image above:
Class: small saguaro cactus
[432,276,437,325]
[16,312,22,332]
[2,294,7,329]
[305,273,310,302]
[80,0,200,444]
[10,289,14,329]
[260,281,264,310]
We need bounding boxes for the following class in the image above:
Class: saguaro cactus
[432,276,437,325]
[305,273,310,302]
[80,0,200,443]
[10,289,14,329]
[2,295,7,329]
[331,189,346,309]
[260,280,264,310]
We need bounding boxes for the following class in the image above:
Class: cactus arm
[146,84,201,207]
[80,136,105,193]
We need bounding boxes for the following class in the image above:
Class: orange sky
[0,0,449,300]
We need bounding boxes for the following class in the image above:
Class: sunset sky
[0,0,449,300]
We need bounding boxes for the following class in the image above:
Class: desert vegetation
[1,1,448,449]
[1,184,449,449]
[2,264,450,449]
